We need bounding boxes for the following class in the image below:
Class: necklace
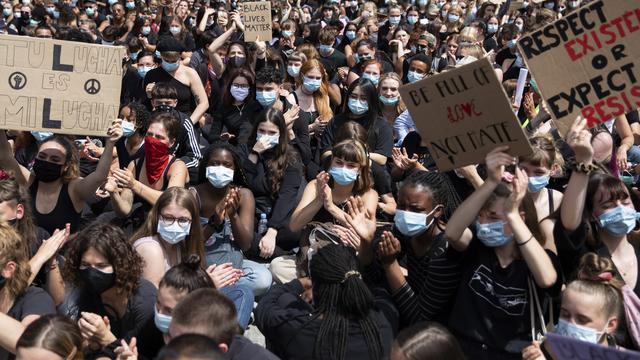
[235,103,246,116]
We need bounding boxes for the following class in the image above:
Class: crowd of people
[1,0,640,358]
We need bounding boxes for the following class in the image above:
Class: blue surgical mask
[256,90,278,107]
[169,25,181,35]
[125,1,135,9]
[108,0,118,5]
[85,7,95,16]
[137,65,152,78]
[256,133,279,149]
[154,306,172,333]
[141,26,151,35]
[318,44,333,56]
[281,30,292,38]
[407,15,418,24]
[345,30,356,40]
[507,39,518,49]
[122,120,136,137]
[447,14,460,23]
[487,24,498,34]
[379,94,399,106]
[417,0,427,6]
[528,175,550,193]
[407,71,424,83]
[206,165,234,188]
[230,85,250,102]
[475,221,514,247]
[31,131,53,142]
[395,206,440,237]
[161,59,180,72]
[157,220,190,245]
[129,51,138,61]
[543,1,555,9]
[389,15,400,25]
[46,7,55,15]
[362,73,379,86]
[2,9,10,17]
[555,319,603,344]
[598,206,640,237]
[29,19,39,27]
[329,166,359,185]
[287,65,300,77]
[348,98,368,115]
[303,77,321,92]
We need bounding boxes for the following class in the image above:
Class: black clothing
[208,101,262,145]
[30,182,81,234]
[143,68,196,114]
[321,114,394,159]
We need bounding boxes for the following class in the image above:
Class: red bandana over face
[144,136,171,185]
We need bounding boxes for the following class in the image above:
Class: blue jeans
[237,259,272,297]
[220,284,254,330]
[628,145,640,165]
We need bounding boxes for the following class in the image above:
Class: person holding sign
[444,146,561,359]
[0,120,122,235]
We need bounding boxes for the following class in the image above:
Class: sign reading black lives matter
[399,57,532,172]
[0,35,123,137]
[518,0,640,136]
[241,1,272,42]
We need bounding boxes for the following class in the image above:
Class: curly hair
[62,222,143,298]
[0,222,31,300]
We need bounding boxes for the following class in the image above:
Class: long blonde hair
[297,59,333,120]
[0,222,31,300]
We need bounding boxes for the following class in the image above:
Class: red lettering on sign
[447,100,483,123]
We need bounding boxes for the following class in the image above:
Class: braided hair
[310,244,384,360]
[400,171,461,223]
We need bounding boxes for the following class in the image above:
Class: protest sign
[399,57,532,172]
[241,1,272,42]
[546,333,640,360]
[518,0,640,135]
[0,35,123,136]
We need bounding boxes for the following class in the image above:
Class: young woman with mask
[556,117,640,297]
[283,51,307,91]
[59,222,157,358]
[347,59,383,87]
[109,112,188,215]
[378,73,406,132]
[0,120,122,234]
[143,37,208,127]
[444,146,561,359]
[192,143,272,297]
[374,171,468,326]
[154,254,253,334]
[207,68,261,145]
[242,108,303,261]
[522,253,625,359]
[321,78,393,166]
[115,102,151,170]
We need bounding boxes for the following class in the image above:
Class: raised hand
[333,224,361,250]
[206,263,242,289]
[223,187,241,218]
[485,145,516,184]
[565,116,593,164]
[112,168,136,189]
[106,119,123,144]
[392,147,418,171]
[505,167,528,215]
[114,337,138,360]
[377,231,401,266]
[344,196,376,245]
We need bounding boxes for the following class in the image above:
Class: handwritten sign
[0,35,123,136]
[399,57,532,171]
[241,1,272,42]
[518,0,640,135]
[546,333,640,360]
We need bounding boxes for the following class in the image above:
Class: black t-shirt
[319,49,347,80]
[227,335,280,360]
[495,47,516,68]
[143,68,195,115]
[448,237,562,357]
[321,114,394,158]
[0,287,56,360]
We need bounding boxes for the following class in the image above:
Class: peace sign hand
[106,119,123,144]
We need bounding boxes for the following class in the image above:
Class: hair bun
[184,254,202,270]
[578,253,623,288]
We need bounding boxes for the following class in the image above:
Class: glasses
[159,214,192,227]
[232,83,250,89]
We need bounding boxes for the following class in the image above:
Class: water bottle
[258,213,268,235]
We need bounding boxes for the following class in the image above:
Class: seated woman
[192,143,272,297]
[58,222,158,358]
[241,108,304,261]
[154,254,253,332]
[255,243,394,359]
[0,121,122,234]
[109,112,189,216]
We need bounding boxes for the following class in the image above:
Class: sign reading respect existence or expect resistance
[0,35,124,137]
[518,0,640,135]
[240,1,272,43]
[399,57,532,172]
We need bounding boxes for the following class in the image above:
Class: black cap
[156,36,185,53]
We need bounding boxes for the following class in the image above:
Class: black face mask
[228,56,245,67]
[33,158,63,183]
[80,267,115,294]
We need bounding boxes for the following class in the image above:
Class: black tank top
[30,182,81,234]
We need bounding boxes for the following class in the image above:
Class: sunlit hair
[297,59,333,120]
[519,132,565,173]
[296,43,320,61]
[330,140,373,196]
[0,177,37,257]
[131,187,205,267]
[378,73,406,114]
[0,222,31,299]
[17,315,84,360]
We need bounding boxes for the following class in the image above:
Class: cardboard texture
[399,57,532,172]
[518,0,640,135]
[546,333,640,360]
[241,1,272,42]
[0,35,123,136]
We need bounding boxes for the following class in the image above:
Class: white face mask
[206,165,234,188]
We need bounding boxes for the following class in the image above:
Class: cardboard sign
[241,1,272,43]
[518,0,640,135]
[399,57,532,171]
[546,333,640,360]
[0,35,123,136]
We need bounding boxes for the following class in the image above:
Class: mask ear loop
[425,204,443,229]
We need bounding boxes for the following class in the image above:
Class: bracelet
[572,161,598,174]
[517,235,534,247]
